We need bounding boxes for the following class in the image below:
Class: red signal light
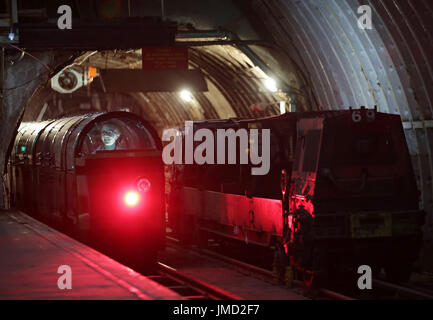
[124,191,140,207]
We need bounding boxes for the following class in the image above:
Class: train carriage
[9,111,165,270]
[168,107,424,285]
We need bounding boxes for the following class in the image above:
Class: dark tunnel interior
[0,0,432,301]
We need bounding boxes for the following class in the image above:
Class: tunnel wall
[0,51,74,208]
[248,0,433,247]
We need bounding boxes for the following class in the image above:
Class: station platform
[0,210,181,300]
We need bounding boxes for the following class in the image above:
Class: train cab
[9,112,165,269]
[286,108,424,282]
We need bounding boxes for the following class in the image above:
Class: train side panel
[179,187,282,246]
[168,109,425,285]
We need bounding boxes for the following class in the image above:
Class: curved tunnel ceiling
[250,0,432,119]
[25,45,295,134]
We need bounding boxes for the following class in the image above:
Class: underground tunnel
[0,0,432,302]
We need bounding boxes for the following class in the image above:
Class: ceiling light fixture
[180,89,193,102]
[264,78,278,93]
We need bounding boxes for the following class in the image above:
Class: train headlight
[137,178,151,193]
[124,191,140,207]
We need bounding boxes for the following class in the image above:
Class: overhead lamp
[254,66,279,93]
[264,78,278,93]
[180,89,193,102]
[8,26,16,41]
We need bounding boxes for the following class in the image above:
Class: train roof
[237,107,399,124]
[178,107,400,130]
[11,111,161,170]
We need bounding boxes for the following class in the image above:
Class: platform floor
[0,210,181,300]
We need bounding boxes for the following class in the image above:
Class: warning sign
[142,47,189,70]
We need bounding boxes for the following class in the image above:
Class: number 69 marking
[366,110,376,121]
[352,110,376,123]
[352,111,362,123]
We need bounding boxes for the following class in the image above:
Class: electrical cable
[2,44,54,92]
[8,44,52,73]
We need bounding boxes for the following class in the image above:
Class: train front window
[101,123,121,150]
[80,118,156,155]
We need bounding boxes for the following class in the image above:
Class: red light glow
[124,191,140,207]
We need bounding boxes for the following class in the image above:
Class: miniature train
[9,111,165,271]
[168,108,424,285]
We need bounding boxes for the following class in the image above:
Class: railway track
[164,236,433,300]
[188,243,433,300]
[149,262,242,300]
[165,236,354,300]
[370,278,433,300]
[197,246,354,300]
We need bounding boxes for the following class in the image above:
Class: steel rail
[166,236,354,300]
[156,262,243,300]
[373,279,433,300]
